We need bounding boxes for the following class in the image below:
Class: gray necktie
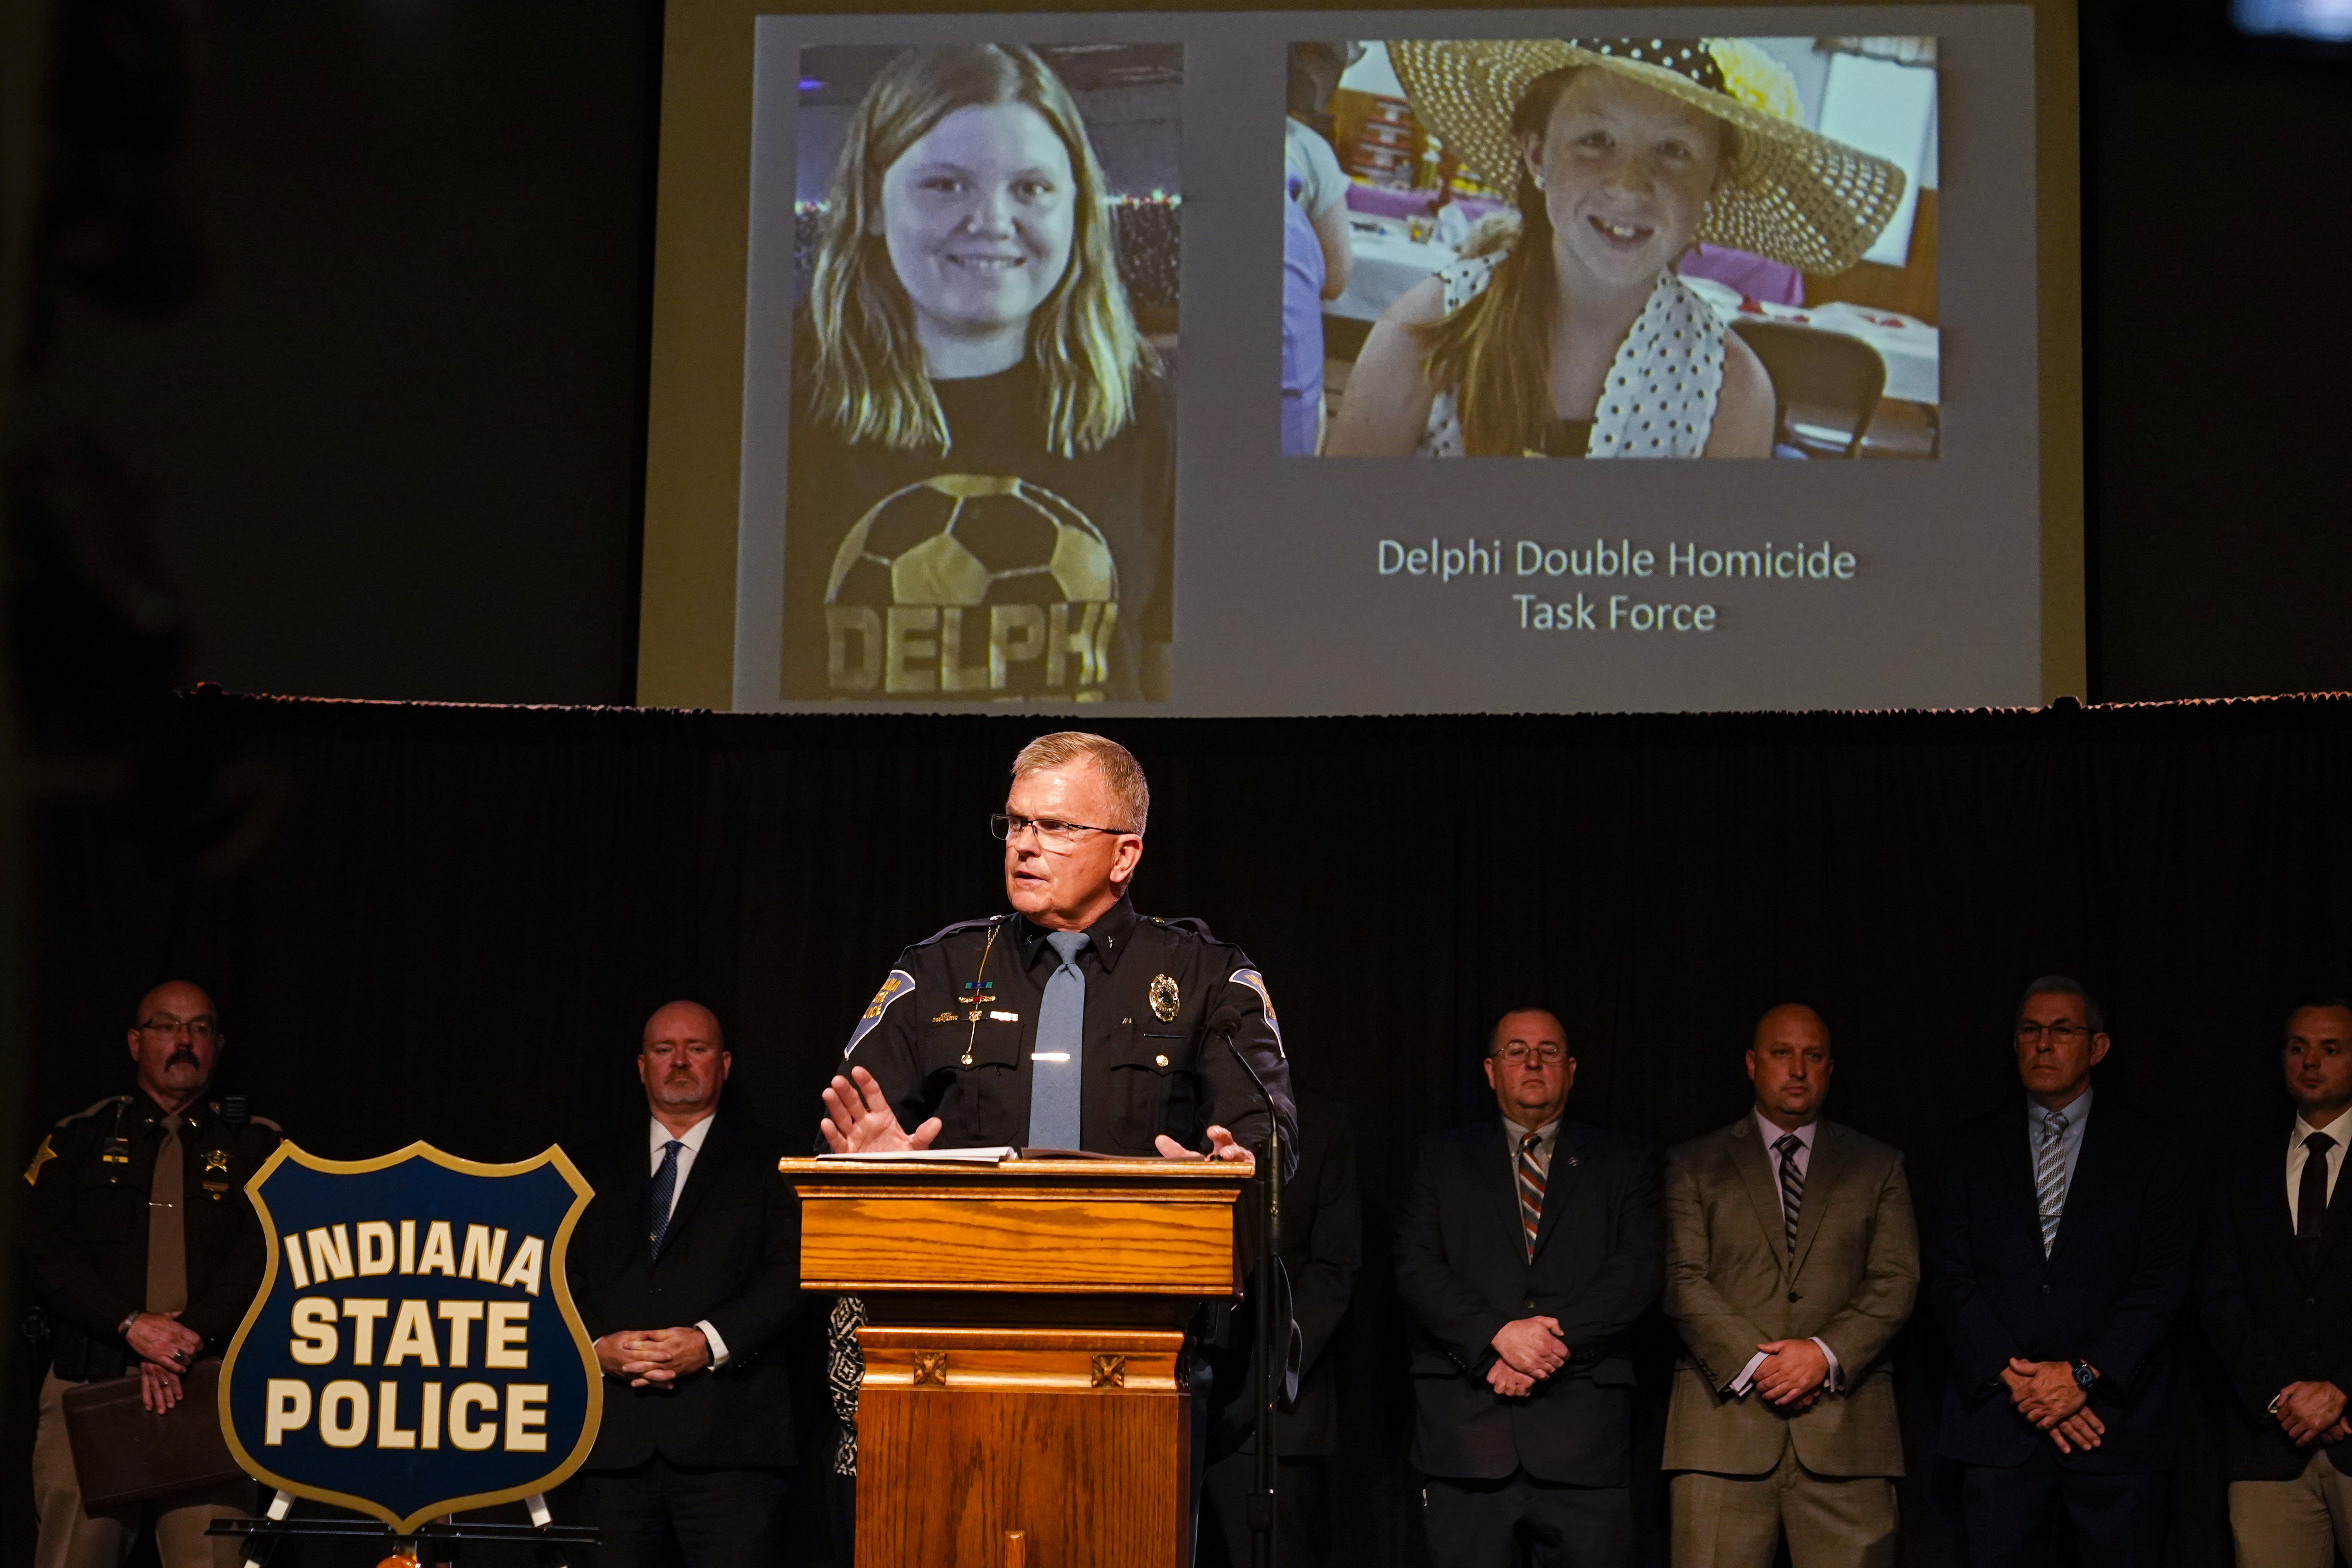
[2033,1110,2070,1257]
[1029,931,1091,1150]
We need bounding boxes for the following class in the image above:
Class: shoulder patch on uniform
[845,970,918,1059]
[1229,969,1284,1059]
[57,1095,125,1128]
[22,1135,55,1186]
[915,915,1004,947]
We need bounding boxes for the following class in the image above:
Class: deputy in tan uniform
[1661,1003,1918,1568]
[23,981,282,1568]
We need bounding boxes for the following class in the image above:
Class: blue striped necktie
[648,1138,684,1258]
[1029,931,1090,1150]
[2033,1110,2070,1256]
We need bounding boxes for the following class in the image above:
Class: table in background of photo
[1325,219,1937,406]
[1320,212,1940,457]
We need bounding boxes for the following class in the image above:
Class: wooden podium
[778,1157,1248,1568]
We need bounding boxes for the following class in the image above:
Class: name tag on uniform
[990,1011,1020,1022]
[1031,1052,1071,1062]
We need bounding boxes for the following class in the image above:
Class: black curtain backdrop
[22,688,2352,1568]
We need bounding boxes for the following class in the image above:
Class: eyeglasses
[2014,1023,2089,1045]
[138,1016,217,1040]
[990,813,1132,850]
[1490,1042,1566,1065]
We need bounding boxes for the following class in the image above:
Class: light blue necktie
[648,1138,684,1258]
[1029,931,1091,1150]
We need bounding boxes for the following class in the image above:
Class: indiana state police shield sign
[219,1142,602,1531]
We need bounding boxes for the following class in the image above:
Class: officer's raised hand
[819,1065,941,1154]
[1153,1127,1255,1166]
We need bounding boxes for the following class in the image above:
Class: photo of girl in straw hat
[1323,38,1914,459]
[781,43,1180,701]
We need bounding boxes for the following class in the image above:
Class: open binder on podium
[778,1155,1252,1568]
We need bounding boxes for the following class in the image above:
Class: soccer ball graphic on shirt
[822,474,1120,698]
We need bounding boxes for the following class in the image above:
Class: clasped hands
[2274,1380,2350,1447]
[595,1326,713,1388]
[819,1064,1255,1166]
[1486,1316,1569,1397]
[125,1310,204,1414]
[2001,1358,2105,1454]
[1750,1339,1832,1411]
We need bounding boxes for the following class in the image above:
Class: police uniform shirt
[842,895,1297,1166]
[24,1092,283,1381]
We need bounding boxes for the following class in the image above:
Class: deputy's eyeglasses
[1490,1043,1566,1065]
[990,813,1131,850]
[2014,1023,2088,1045]
[138,1016,217,1040]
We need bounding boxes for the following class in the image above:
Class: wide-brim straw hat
[1389,38,1908,276]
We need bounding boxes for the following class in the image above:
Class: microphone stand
[1211,1008,1282,1568]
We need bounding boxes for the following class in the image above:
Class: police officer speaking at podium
[818,731,1297,1168]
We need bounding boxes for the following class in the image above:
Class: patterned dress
[1418,250,1728,458]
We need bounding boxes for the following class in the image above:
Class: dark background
[8,0,2352,1566]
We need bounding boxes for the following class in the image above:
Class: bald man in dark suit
[569,1003,801,1568]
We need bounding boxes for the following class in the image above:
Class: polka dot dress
[1417,252,1727,458]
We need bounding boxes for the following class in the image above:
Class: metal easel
[212,1490,597,1568]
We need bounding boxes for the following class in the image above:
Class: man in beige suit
[1663,1003,1918,1567]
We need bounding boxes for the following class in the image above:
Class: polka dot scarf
[1417,250,1727,458]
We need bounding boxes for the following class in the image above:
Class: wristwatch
[2071,1358,2099,1392]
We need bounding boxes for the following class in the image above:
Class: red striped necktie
[1516,1131,1547,1260]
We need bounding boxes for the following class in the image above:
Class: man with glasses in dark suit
[1923,976,2193,1567]
[1394,1007,1663,1568]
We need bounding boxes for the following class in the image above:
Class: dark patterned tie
[1775,1133,1804,1260]
[1516,1131,1547,1261]
[2299,1132,2335,1261]
[647,1139,684,1259]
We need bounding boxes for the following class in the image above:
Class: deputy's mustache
[166,1047,200,1067]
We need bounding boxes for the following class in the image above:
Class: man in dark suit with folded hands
[1396,1006,1663,1568]
[1924,976,2194,1567]
[569,1001,802,1568]
[2202,994,2352,1564]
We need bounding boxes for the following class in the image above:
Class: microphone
[1207,1003,1286,1568]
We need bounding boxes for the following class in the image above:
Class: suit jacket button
[1787,1291,1800,1303]
[1524,1299,1535,1310]
[2041,1285,2051,1295]
[651,1286,663,1296]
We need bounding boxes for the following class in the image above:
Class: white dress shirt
[1502,1115,1562,1171]
[2286,1103,2352,1225]
[1730,1111,1843,1397]
[648,1114,730,1367]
